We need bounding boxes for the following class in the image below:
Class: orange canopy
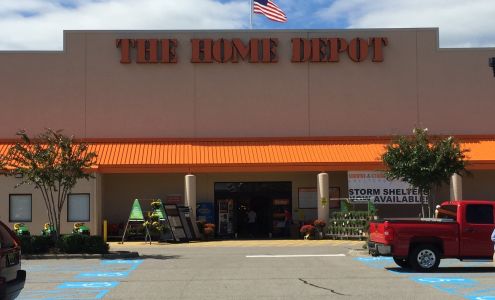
[1,137,494,173]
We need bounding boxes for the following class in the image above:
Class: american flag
[253,0,287,23]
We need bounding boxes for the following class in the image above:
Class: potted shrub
[313,219,326,239]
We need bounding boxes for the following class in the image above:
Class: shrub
[31,236,54,254]
[58,234,109,254]
[84,236,109,254]
[19,236,33,254]
[19,235,55,254]
[59,234,87,253]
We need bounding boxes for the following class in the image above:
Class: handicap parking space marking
[58,282,120,289]
[355,257,495,300]
[101,259,142,265]
[76,271,130,279]
[466,295,495,300]
[465,288,495,300]
[19,259,144,299]
[412,277,477,284]
[353,257,395,269]
[19,289,110,300]
[411,277,478,296]
[355,257,393,262]
[101,259,143,271]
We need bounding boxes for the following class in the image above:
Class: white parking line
[245,254,346,258]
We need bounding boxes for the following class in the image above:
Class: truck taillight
[384,221,394,242]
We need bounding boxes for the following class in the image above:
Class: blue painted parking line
[412,277,478,296]
[412,277,477,284]
[58,282,120,289]
[101,259,142,265]
[19,289,110,300]
[355,257,393,262]
[101,259,143,271]
[466,295,495,300]
[76,271,130,279]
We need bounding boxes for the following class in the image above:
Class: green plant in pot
[313,219,326,239]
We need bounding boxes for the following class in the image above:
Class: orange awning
[1,137,495,173]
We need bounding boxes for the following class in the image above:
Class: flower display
[203,223,215,240]
[299,224,316,235]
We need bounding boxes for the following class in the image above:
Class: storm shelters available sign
[348,171,427,204]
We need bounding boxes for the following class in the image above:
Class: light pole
[490,57,495,77]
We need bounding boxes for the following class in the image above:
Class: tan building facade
[1,28,495,237]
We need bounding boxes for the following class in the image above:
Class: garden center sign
[116,37,388,64]
[348,171,428,204]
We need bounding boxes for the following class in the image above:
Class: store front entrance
[214,182,292,239]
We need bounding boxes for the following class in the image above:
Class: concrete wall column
[185,174,197,216]
[450,173,462,201]
[93,173,103,236]
[317,173,329,222]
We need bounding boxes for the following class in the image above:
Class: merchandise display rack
[326,211,371,240]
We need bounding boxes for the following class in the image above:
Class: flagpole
[249,0,253,30]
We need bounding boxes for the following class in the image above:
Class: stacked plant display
[143,200,170,240]
[327,211,372,240]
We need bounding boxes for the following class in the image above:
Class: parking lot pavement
[17,241,495,300]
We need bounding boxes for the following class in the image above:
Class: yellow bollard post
[103,220,108,242]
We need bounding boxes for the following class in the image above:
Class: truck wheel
[409,245,440,272]
[393,257,410,268]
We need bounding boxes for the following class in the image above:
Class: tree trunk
[428,188,437,218]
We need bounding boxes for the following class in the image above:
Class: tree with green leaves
[382,128,467,217]
[0,129,97,240]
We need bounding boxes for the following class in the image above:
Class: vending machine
[216,199,234,236]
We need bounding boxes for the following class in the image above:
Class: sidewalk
[109,239,366,248]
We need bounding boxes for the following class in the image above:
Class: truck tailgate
[369,222,388,244]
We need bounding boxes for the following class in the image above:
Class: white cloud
[0,0,248,50]
[2,0,495,50]
[317,0,495,47]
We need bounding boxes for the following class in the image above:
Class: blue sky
[1,0,495,50]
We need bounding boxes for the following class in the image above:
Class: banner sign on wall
[348,171,428,204]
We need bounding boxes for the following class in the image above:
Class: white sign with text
[348,171,427,204]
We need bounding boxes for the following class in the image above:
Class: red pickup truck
[368,200,495,272]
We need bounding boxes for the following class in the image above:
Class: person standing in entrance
[247,209,257,237]
[284,209,292,238]
[491,228,495,262]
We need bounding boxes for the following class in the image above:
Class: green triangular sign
[156,200,167,221]
[129,199,144,221]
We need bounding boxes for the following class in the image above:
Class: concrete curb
[22,251,139,260]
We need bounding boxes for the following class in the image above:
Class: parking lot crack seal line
[298,278,348,296]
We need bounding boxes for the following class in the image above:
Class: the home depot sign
[116,37,388,64]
